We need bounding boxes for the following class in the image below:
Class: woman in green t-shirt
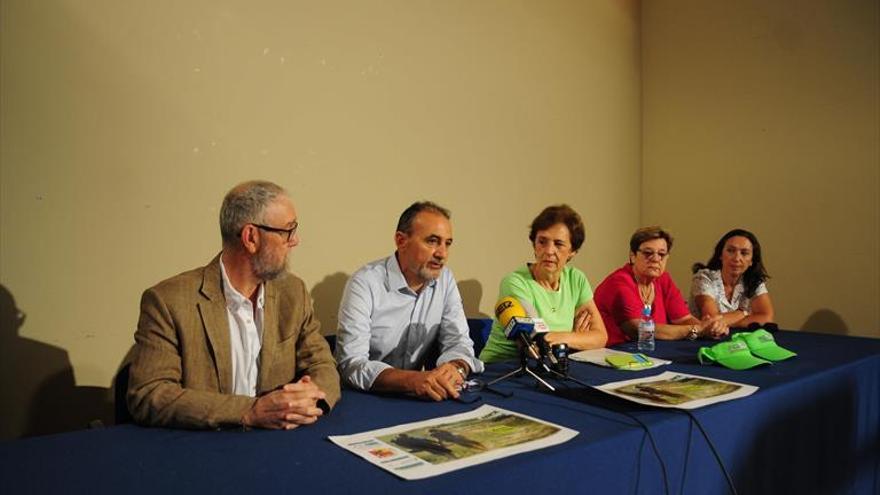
[479,205,608,363]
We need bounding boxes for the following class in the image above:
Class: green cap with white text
[698,340,771,370]
[732,329,797,362]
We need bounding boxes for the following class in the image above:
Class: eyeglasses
[637,249,668,260]
[251,222,298,242]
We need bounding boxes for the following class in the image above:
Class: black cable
[547,369,670,495]
[623,409,671,495]
[541,358,735,495]
[677,419,693,495]
[680,409,738,495]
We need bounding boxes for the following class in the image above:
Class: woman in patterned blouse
[690,229,775,328]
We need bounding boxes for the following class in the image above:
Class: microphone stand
[487,334,556,392]
[543,367,590,388]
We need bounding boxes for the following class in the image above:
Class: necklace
[637,281,654,309]
[530,263,560,311]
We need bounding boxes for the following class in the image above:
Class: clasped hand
[699,315,729,340]
[242,375,326,430]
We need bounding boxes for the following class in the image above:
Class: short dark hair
[629,226,674,254]
[219,180,287,246]
[396,201,451,234]
[692,228,770,298]
[528,205,585,251]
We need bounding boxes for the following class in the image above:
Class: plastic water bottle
[637,306,655,352]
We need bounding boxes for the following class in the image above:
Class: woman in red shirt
[593,226,728,347]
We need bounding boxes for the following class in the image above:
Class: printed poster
[328,405,577,480]
[596,371,758,409]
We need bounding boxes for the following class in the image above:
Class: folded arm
[694,293,774,328]
[542,300,608,350]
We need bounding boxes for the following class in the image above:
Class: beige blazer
[127,255,341,429]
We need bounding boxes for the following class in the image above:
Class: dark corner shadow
[458,279,490,318]
[734,377,858,493]
[311,272,350,337]
[800,309,849,336]
[113,346,136,425]
[0,285,113,440]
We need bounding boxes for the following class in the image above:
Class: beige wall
[642,0,879,338]
[0,0,641,438]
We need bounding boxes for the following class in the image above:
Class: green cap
[732,329,797,362]
[698,340,770,370]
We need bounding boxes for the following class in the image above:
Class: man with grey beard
[128,180,340,430]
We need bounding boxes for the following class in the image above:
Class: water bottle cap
[642,306,652,317]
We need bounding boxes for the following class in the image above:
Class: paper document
[595,371,758,409]
[328,405,578,480]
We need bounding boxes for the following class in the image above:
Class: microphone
[494,297,549,340]
[517,299,571,374]
[494,297,551,370]
[518,298,550,340]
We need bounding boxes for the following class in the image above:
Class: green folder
[605,353,654,370]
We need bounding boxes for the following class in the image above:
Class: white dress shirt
[335,254,484,391]
[220,257,265,397]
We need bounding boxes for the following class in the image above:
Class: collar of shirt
[219,256,265,311]
[386,253,437,296]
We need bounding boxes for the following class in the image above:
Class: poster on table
[328,405,578,480]
[595,371,758,409]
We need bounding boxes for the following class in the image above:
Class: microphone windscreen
[515,298,549,334]
[494,297,527,328]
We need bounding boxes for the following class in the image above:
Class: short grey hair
[219,180,287,246]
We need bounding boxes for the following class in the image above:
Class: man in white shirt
[335,201,483,401]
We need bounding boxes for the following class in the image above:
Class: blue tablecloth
[2,331,878,494]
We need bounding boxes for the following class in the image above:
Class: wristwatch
[453,362,468,378]
[687,325,699,341]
